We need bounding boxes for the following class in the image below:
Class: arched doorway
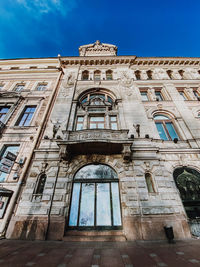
[68,164,122,229]
[174,167,200,236]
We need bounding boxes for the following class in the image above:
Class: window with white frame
[154,114,179,141]
[16,106,36,127]
[14,84,25,92]
[0,107,10,122]
[36,83,47,91]
[75,91,118,130]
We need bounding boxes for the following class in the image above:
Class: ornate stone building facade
[1,41,200,241]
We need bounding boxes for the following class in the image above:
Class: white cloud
[16,0,76,16]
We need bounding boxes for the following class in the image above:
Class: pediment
[79,40,117,57]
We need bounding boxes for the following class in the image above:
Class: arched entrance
[68,164,122,229]
[174,167,200,236]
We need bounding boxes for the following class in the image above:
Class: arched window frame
[68,163,122,229]
[75,90,119,131]
[33,173,47,196]
[145,172,156,193]
[82,70,89,81]
[154,114,180,141]
[94,70,101,81]
[106,70,113,80]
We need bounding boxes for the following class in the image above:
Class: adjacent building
[1,41,200,241]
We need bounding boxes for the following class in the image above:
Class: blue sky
[0,0,200,59]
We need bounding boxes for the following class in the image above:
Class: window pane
[154,115,169,120]
[166,122,179,140]
[155,122,168,140]
[111,123,117,130]
[111,183,122,226]
[76,124,83,130]
[145,174,154,193]
[179,91,186,100]
[110,116,117,122]
[89,123,96,129]
[90,116,104,122]
[79,183,95,226]
[97,123,104,129]
[96,183,111,226]
[75,164,117,179]
[77,117,84,122]
[69,183,81,226]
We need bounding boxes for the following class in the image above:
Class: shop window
[135,70,141,80]
[94,70,101,81]
[82,70,89,81]
[34,173,46,195]
[0,107,10,122]
[16,106,36,127]
[36,83,47,91]
[145,173,155,193]
[14,84,25,92]
[106,70,113,80]
[0,145,19,182]
[154,114,179,141]
[0,188,13,219]
[68,164,122,228]
[173,167,200,220]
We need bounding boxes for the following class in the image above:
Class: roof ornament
[79,41,117,56]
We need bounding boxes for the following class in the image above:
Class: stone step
[63,235,126,242]
[65,230,124,236]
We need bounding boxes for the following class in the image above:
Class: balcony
[57,129,132,161]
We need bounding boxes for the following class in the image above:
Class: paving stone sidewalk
[0,238,200,267]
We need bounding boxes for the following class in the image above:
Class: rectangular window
[155,91,163,101]
[16,106,36,127]
[89,116,105,129]
[179,91,187,100]
[36,83,47,91]
[155,122,168,140]
[0,107,10,122]
[193,90,199,100]
[141,92,149,101]
[0,145,19,182]
[76,116,84,130]
[14,84,25,92]
[110,116,118,130]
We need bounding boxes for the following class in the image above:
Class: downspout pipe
[4,61,63,238]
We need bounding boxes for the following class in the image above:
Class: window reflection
[69,164,121,228]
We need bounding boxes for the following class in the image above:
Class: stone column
[67,101,77,131]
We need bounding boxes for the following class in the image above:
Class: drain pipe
[45,159,61,240]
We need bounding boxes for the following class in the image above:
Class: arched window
[35,173,46,195]
[167,70,173,79]
[154,114,179,141]
[145,173,155,193]
[106,70,113,80]
[94,70,101,81]
[68,164,122,228]
[82,70,89,80]
[146,70,153,80]
[174,167,200,220]
[135,70,141,80]
[178,70,185,79]
[76,90,118,130]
